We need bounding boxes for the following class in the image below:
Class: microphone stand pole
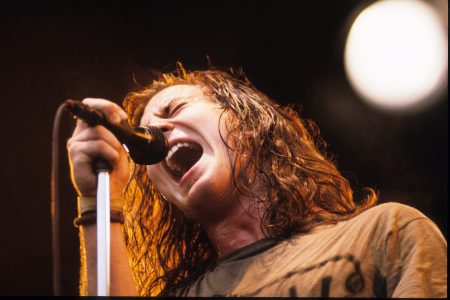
[94,159,111,296]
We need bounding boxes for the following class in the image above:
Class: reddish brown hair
[121,66,378,295]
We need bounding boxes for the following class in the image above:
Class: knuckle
[87,140,104,153]
[105,104,122,118]
[66,137,74,148]
[81,98,100,104]
[68,144,83,161]
[71,154,83,166]
[67,138,79,153]
[112,150,121,163]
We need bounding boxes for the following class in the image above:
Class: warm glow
[344,0,448,111]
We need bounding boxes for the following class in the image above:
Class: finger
[68,139,122,170]
[70,125,123,151]
[72,117,89,136]
[81,98,128,124]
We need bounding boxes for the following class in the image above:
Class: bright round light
[344,0,448,111]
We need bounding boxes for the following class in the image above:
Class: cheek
[146,165,166,191]
[146,164,181,202]
[146,165,155,179]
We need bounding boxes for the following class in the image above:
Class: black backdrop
[0,1,447,296]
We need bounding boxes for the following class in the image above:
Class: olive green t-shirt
[179,203,447,297]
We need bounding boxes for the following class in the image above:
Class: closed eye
[169,101,186,117]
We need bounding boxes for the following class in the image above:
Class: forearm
[67,99,137,295]
[79,223,138,296]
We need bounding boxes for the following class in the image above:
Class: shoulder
[298,202,436,240]
[349,202,446,246]
[318,202,447,248]
[360,201,426,217]
[363,205,447,298]
[352,202,430,228]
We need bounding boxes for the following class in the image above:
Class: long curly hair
[121,65,378,296]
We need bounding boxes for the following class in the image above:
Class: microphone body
[65,99,169,165]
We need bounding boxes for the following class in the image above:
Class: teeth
[166,142,194,161]
[165,142,198,177]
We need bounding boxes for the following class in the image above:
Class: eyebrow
[146,96,193,124]
[151,98,176,119]
[160,97,184,117]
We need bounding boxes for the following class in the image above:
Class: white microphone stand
[95,161,111,296]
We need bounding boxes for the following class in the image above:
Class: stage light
[344,0,448,112]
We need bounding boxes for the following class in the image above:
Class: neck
[201,194,266,257]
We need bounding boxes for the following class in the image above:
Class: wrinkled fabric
[179,203,447,297]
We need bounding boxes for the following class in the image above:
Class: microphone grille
[130,126,169,165]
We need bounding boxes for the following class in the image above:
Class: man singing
[67,67,447,297]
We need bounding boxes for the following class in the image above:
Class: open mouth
[165,142,203,181]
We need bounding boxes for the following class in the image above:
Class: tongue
[170,146,203,178]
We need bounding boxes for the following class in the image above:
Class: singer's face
[140,85,240,221]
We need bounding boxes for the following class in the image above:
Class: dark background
[0,1,447,296]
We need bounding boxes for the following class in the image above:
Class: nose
[153,122,174,134]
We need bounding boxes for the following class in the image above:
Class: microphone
[65,99,169,165]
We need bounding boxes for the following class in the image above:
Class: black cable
[51,102,69,296]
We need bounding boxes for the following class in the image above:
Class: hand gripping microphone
[65,99,169,165]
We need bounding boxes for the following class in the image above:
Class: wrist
[73,210,125,228]
[77,195,124,215]
[74,195,126,228]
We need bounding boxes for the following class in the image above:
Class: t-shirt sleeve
[386,215,447,298]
